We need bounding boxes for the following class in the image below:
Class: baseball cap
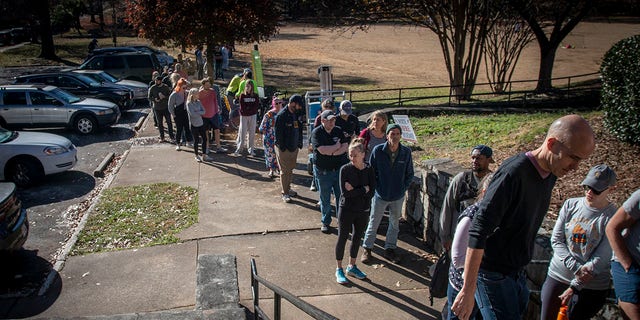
[386,123,402,135]
[581,164,617,192]
[289,94,304,107]
[340,100,353,115]
[321,110,336,120]
[471,145,494,163]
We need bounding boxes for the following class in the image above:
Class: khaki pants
[275,147,298,194]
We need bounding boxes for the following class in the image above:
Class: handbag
[429,250,451,305]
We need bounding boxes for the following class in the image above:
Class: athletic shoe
[282,194,291,203]
[346,265,367,280]
[232,150,240,157]
[384,248,400,264]
[288,190,298,197]
[217,147,228,153]
[195,155,202,162]
[204,148,210,154]
[361,248,372,264]
[336,268,349,284]
[309,184,317,192]
[249,149,256,156]
[321,224,330,234]
[176,145,181,151]
[268,170,275,179]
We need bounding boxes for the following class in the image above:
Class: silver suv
[0,84,120,134]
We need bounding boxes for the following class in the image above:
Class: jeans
[155,108,174,140]
[314,166,341,226]
[362,194,404,250]
[475,269,529,320]
[447,282,480,320]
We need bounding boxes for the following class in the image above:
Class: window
[29,92,63,106]
[2,91,27,105]
[58,76,84,88]
[104,56,125,69]
[126,55,152,68]
[88,57,103,70]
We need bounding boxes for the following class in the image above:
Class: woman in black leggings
[334,138,376,284]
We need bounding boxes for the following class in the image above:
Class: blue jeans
[447,282,480,320]
[475,269,529,320]
[314,166,340,226]
[362,194,404,250]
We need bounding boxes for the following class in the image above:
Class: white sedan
[0,128,77,187]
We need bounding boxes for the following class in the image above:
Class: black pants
[191,125,206,156]
[173,107,192,145]
[335,207,369,261]
[540,276,609,320]
[155,108,174,140]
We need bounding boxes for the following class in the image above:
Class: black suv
[0,182,28,251]
[13,72,134,109]
[79,52,161,83]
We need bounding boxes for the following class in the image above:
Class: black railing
[341,72,601,109]
[251,258,339,320]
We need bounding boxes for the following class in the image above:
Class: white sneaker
[195,155,202,162]
[282,194,291,203]
[187,142,194,147]
[232,150,240,157]
[176,145,181,151]
[249,149,256,156]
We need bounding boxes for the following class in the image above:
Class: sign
[392,115,417,143]
[251,45,265,97]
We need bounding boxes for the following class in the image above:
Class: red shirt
[199,88,218,118]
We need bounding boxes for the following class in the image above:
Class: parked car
[9,27,29,44]
[79,52,161,83]
[130,45,175,67]
[0,182,28,250]
[0,128,77,188]
[68,69,148,102]
[0,29,11,46]
[13,72,134,109]
[0,84,121,134]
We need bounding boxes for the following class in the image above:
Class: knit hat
[386,123,402,135]
[289,94,304,107]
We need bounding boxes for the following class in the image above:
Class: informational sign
[392,115,418,143]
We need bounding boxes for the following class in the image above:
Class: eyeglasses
[583,185,606,195]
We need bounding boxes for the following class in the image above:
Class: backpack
[428,251,451,305]
[456,171,479,213]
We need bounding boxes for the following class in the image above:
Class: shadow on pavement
[17,171,95,208]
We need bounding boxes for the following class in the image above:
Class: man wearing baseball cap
[335,100,360,140]
[439,144,494,251]
[361,123,414,264]
[311,110,349,232]
[274,94,305,203]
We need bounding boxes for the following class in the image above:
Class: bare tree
[509,0,594,92]
[484,19,534,93]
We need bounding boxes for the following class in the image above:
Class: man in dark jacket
[361,123,413,264]
[148,75,174,142]
[274,94,304,203]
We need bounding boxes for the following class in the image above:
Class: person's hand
[451,287,475,320]
[559,287,574,306]
[345,182,354,191]
[576,266,593,283]
[364,185,370,193]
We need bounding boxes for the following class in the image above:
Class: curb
[93,152,114,177]
[134,113,147,131]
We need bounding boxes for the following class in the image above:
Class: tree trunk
[536,41,557,93]
[37,0,57,59]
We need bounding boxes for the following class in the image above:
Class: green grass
[71,183,198,255]
[409,111,601,162]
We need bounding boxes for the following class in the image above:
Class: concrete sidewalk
[10,116,446,319]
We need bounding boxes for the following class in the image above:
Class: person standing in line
[451,114,596,320]
[195,45,204,80]
[540,164,618,320]
[221,45,229,70]
[225,68,250,125]
[149,71,160,128]
[360,123,414,264]
[186,88,209,162]
[334,138,376,284]
[259,96,283,178]
[447,173,494,320]
[334,100,360,140]
[168,78,193,150]
[439,145,494,251]
[148,75,174,142]
[606,189,640,320]
[199,78,226,154]
[309,98,336,192]
[234,81,259,156]
[213,45,224,80]
[274,94,304,203]
[358,110,388,164]
[235,70,258,99]
[172,63,188,81]
[311,110,349,233]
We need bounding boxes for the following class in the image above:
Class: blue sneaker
[335,268,349,284]
[346,265,367,280]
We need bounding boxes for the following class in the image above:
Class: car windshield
[49,87,82,103]
[97,71,119,83]
[0,128,17,143]
[75,74,101,86]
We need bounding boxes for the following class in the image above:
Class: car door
[0,90,31,126]
[103,56,127,80]
[27,91,70,125]
[57,75,93,97]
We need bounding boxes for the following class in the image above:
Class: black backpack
[428,251,451,305]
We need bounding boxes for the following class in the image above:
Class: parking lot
[1,99,149,296]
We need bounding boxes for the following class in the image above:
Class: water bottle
[557,304,568,320]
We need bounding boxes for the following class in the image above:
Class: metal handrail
[251,258,339,320]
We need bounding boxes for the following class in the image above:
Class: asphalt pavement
[2,115,446,319]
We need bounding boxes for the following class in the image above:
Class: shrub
[600,34,640,146]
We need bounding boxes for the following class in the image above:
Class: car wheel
[74,114,97,134]
[7,157,44,188]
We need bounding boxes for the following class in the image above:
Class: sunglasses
[583,185,606,195]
